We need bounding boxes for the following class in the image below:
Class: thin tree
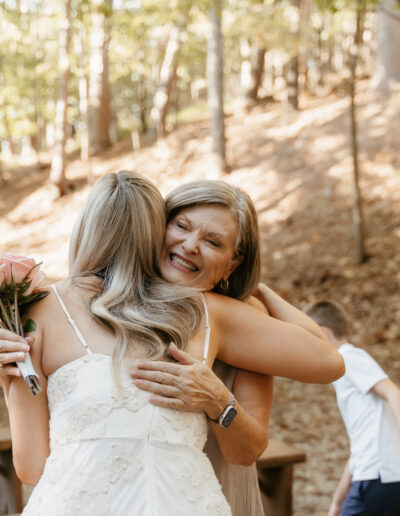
[50,0,73,196]
[207,0,228,176]
[88,0,112,155]
[349,2,367,263]
[241,37,266,104]
[371,0,400,91]
[150,25,183,139]
[75,28,93,183]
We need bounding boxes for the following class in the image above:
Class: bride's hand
[0,329,31,381]
[130,343,231,420]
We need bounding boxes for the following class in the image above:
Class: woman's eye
[207,240,219,247]
[176,222,186,230]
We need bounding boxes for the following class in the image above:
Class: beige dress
[204,361,265,516]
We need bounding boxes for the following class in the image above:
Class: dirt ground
[1,81,399,515]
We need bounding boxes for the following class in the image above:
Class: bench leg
[258,464,294,516]
[0,449,23,514]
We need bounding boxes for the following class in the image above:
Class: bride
[0,171,344,515]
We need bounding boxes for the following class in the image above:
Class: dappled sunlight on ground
[1,81,399,515]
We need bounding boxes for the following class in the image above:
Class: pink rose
[0,253,46,295]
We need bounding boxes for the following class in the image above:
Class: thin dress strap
[200,293,211,364]
[51,284,92,354]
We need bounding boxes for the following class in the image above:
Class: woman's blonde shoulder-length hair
[165,180,260,301]
[69,171,203,372]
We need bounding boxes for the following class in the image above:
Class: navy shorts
[340,478,400,516]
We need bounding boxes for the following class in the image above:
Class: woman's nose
[181,235,199,253]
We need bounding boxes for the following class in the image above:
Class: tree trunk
[88,0,112,155]
[286,56,299,109]
[349,4,367,264]
[75,28,93,183]
[207,0,228,176]
[371,0,400,91]
[150,25,182,139]
[50,0,72,196]
[241,39,266,103]
[139,73,147,135]
[299,0,312,93]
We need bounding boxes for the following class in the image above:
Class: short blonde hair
[69,171,202,370]
[165,180,260,300]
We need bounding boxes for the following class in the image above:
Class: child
[304,300,400,516]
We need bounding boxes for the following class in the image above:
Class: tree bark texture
[150,26,182,139]
[286,56,299,109]
[349,6,367,264]
[241,39,266,102]
[372,0,400,91]
[207,0,227,176]
[50,0,72,196]
[89,0,112,155]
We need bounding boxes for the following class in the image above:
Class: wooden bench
[0,427,23,515]
[256,438,306,516]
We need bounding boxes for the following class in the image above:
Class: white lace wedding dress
[22,286,231,516]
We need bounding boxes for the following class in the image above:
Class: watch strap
[208,392,236,425]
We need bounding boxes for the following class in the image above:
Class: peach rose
[0,253,46,295]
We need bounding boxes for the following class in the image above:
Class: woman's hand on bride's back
[130,343,231,420]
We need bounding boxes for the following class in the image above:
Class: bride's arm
[206,292,345,383]
[2,303,50,485]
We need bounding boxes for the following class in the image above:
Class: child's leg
[339,481,363,516]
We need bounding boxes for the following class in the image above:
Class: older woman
[130,180,341,515]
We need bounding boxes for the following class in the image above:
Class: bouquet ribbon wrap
[16,352,42,395]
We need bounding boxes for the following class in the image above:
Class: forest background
[0,0,400,514]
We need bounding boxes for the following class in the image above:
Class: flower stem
[14,290,22,336]
[0,298,13,331]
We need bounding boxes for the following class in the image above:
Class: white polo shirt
[333,343,400,482]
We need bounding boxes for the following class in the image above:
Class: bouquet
[0,253,49,395]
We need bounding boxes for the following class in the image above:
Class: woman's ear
[223,254,244,281]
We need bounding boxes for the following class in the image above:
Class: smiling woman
[160,204,243,292]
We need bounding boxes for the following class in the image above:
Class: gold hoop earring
[219,279,229,291]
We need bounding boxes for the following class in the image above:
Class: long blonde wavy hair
[69,171,203,370]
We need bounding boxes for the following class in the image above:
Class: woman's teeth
[171,254,198,271]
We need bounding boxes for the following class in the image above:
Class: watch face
[221,407,237,428]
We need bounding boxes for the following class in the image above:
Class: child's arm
[328,460,352,516]
[372,378,400,433]
[254,283,327,340]
[207,293,345,383]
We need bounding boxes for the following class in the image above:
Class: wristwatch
[209,392,237,428]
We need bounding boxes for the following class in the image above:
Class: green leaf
[23,319,37,333]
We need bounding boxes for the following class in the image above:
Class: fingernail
[17,353,26,360]
[22,345,30,351]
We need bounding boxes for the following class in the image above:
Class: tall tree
[50,0,73,196]
[371,0,400,91]
[349,2,367,263]
[241,37,266,104]
[150,25,183,139]
[88,0,112,155]
[207,0,227,176]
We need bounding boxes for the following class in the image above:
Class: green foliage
[0,0,381,150]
